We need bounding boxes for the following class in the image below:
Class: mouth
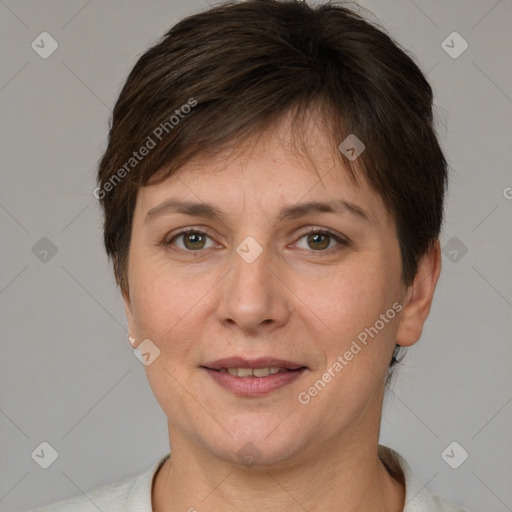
[211,366,302,377]
[201,357,308,396]
[202,356,306,373]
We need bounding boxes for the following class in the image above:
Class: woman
[35,0,464,510]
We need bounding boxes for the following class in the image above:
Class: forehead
[136,112,386,227]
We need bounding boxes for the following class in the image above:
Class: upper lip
[203,357,306,371]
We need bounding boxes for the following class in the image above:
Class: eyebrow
[144,198,372,225]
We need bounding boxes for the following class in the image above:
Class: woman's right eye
[166,230,217,252]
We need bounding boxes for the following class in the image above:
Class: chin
[210,436,304,469]
[199,414,311,468]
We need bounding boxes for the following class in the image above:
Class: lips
[201,356,308,396]
[201,357,308,396]
[202,356,306,371]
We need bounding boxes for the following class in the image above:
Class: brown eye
[168,230,215,251]
[183,232,206,250]
[306,232,331,250]
[295,229,348,252]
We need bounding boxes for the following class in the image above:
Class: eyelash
[164,227,349,256]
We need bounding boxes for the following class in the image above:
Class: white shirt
[32,446,465,511]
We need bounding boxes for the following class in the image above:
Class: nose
[216,241,292,335]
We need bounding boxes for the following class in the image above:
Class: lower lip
[202,368,307,396]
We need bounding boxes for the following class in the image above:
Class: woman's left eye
[165,228,347,254]
[294,229,347,252]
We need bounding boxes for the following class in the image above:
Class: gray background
[1,0,511,511]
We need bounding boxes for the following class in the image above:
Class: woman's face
[123,115,411,468]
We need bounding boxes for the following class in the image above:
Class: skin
[122,112,442,512]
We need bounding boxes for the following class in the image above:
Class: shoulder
[31,454,170,512]
[378,445,466,512]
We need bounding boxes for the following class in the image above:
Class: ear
[395,239,442,347]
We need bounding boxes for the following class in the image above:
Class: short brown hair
[96,0,448,372]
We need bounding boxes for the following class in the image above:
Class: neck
[152,424,405,512]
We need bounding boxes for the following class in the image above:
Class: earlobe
[395,240,442,347]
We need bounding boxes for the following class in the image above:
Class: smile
[218,367,290,377]
[202,366,307,396]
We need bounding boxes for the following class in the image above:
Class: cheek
[129,261,212,357]
[129,257,175,336]
[294,260,401,395]
[291,259,392,337]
